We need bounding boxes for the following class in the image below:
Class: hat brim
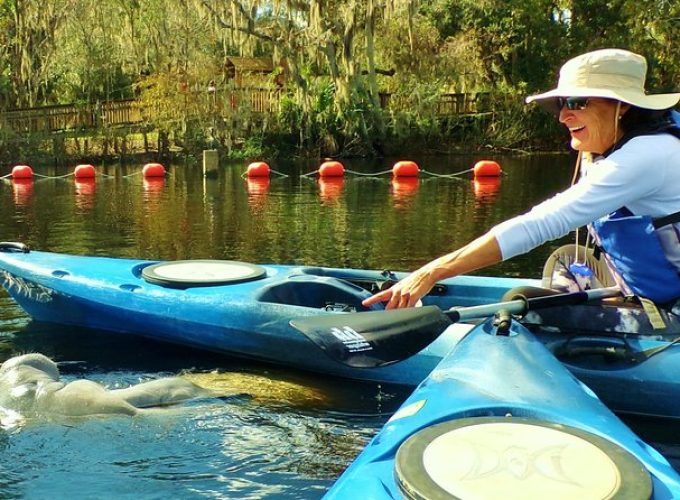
[526,87,680,113]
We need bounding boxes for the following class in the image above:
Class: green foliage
[0,0,678,157]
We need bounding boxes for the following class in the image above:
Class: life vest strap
[652,210,680,229]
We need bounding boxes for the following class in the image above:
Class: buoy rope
[345,168,394,176]
[1,170,170,181]
[302,168,397,177]
[301,167,477,179]
[33,172,75,179]
[241,168,288,179]
[420,167,474,178]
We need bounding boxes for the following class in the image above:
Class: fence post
[203,148,219,178]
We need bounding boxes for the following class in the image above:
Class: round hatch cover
[142,260,266,288]
[395,416,651,500]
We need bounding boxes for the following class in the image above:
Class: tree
[198,0,418,155]
[0,0,76,107]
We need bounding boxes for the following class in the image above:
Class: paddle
[290,286,621,368]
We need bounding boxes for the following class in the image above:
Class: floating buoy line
[294,159,503,179]
[243,159,501,182]
[0,162,168,182]
[3,159,502,205]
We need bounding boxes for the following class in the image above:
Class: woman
[364,49,680,333]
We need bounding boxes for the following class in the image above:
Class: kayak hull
[2,246,680,419]
[0,248,526,386]
[324,319,680,499]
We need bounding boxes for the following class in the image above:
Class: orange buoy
[74,164,96,179]
[142,163,166,177]
[392,160,420,177]
[473,160,501,177]
[246,162,271,177]
[318,160,345,177]
[12,165,33,179]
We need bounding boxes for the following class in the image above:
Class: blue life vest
[672,110,680,127]
[589,110,680,303]
[591,208,680,303]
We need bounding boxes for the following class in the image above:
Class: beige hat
[526,48,680,111]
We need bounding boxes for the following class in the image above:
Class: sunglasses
[557,96,590,111]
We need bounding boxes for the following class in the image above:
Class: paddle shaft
[449,286,622,322]
[290,286,622,368]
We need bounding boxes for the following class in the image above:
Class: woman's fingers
[362,288,392,306]
[362,270,433,309]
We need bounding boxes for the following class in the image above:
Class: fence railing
[0,91,486,134]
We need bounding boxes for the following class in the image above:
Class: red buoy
[11,165,33,179]
[74,164,96,179]
[392,160,420,177]
[473,160,501,177]
[246,162,271,177]
[318,161,345,177]
[142,163,166,177]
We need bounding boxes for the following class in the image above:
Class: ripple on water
[0,383,388,499]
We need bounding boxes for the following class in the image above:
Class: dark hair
[619,106,670,134]
[605,105,676,156]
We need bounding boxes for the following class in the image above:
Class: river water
[0,154,677,498]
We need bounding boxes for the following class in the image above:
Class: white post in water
[203,149,219,177]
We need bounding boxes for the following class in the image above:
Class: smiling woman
[363,48,680,338]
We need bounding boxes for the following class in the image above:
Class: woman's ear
[618,102,631,118]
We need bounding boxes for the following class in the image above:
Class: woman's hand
[362,233,503,310]
[362,266,437,309]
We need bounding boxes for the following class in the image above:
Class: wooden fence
[0,90,485,135]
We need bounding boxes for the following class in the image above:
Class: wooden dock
[0,91,486,135]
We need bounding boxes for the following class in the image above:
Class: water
[0,154,677,498]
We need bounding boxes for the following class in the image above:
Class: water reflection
[390,177,419,208]
[318,177,345,204]
[142,177,166,199]
[11,179,33,207]
[74,178,96,211]
[246,177,270,196]
[246,177,271,214]
[473,176,501,203]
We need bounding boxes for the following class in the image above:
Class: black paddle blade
[290,305,453,368]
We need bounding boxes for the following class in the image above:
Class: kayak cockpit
[255,274,383,311]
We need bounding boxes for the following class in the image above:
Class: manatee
[0,353,212,419]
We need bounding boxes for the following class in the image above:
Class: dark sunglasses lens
[559,97,588,110]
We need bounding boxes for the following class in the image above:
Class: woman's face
[558,98,625,154]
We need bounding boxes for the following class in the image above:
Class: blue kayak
[325,318,680,499]
[1,243,680,419]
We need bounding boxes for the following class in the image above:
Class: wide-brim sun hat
[526,48,680,113]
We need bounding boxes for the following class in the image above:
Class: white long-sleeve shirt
[490,133,680,266]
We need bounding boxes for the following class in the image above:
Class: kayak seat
[255,275,384,311]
